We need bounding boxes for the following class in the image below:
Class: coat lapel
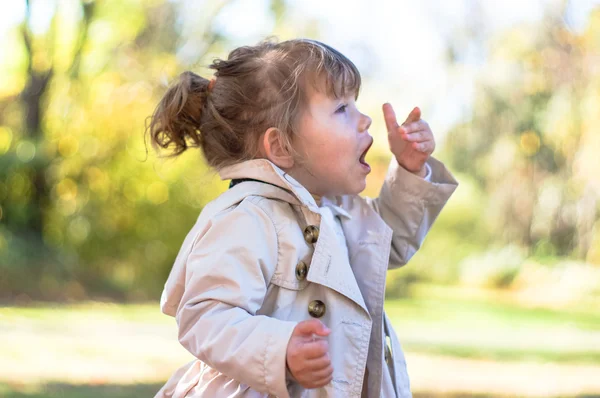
[305,208,370,317]
[338,195,393,398]
[339,195,392,317]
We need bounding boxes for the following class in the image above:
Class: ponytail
[148,71,210,156]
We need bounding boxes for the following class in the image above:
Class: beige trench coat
[155,157,458,398]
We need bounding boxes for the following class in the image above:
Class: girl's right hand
[286,319,333,389]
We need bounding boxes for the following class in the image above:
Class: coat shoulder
[219,195,312,291]
[196,194,302,266]
[234,194,302,231]
[200,194,283,237]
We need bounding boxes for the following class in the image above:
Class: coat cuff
[385,157,458,205]
[265,319,298,398]
[423,162,432,181]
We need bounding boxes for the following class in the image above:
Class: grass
[0,383,164,398]
[1,383,599,398]
[385,284,600,364]
[0,301,162,323]
[2,385,598,398]
[1,284,599,397]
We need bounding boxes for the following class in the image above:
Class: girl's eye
[336,104,347,114]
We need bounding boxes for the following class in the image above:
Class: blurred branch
[17,0,57,239]
[20,0,54,135]
[69,0,96,79]
[21,9,32,75]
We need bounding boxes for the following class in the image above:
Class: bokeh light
[0,126,13,154]
[15,140,36,162]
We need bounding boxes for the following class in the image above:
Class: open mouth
[359,138,373,166]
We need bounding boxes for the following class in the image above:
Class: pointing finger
[382,103,399,133]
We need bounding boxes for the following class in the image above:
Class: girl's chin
[357,179,367,194]
[347,179,367,196]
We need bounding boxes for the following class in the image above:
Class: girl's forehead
[304,80,356,103]
[303,71,358,99]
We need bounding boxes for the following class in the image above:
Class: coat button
[308,300,326,318]
[303,225,319,244]
[295,261,308,281]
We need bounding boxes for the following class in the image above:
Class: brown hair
[146,38,361,170]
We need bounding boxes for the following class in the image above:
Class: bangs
[301,41,362,100]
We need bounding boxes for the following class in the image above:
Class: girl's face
[288,88,373,197]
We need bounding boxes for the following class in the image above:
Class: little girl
[149,38,457,398]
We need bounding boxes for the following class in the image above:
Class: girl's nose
[359,113,372,132]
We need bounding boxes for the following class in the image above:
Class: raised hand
[286,319,333,389]
[383,103,435,176]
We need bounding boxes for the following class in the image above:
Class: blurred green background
[1,0,599,397]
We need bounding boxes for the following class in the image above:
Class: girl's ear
[261,127,294,169]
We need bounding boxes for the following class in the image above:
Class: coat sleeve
[174,197,297,398]
[365,156,458,269]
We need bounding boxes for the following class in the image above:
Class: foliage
[0,0,235,300]
[444,9,600,262]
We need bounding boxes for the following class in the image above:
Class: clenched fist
[286,319,333,389]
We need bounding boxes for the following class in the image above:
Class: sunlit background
[1,0,600,397]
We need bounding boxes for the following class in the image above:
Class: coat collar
[322,196,352,219]
[219,159,351,219]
